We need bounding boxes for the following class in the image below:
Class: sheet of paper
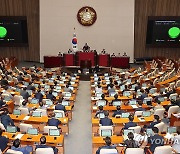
[23,116,30,120]
[131,105,138,109]
[15,134,24,139]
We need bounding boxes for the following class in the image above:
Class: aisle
[65,81,92,154]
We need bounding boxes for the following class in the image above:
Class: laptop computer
[167,127,177,134]
[55,112,63,118]
[7,126,17,133]
[101,129,112,137]
[32,111,42,117]
[27,128,38,135]
[142,111,151,117]
[113,101,122,106]
[49,129,60,136]
[121,113,130,118]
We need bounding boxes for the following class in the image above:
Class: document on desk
[23,116,30,120]
[92,106,98,110]
[15,134,24,139]
[138,117,145,122]
[131,105,138,109]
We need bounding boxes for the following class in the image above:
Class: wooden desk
[2,132,64,153]
[92,136,124,154]
[92,115,154,134]
[170,114,180,127]
[10,114,69,135]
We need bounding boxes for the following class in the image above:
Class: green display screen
[0,26,7,38]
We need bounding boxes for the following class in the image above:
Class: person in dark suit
[20,87,30,100]
[124,132,139,148]
[83,43,90,52]
[124,115,137,129]
[135,101,146,111]
[0,76,9,87]
[135,82,141,92]
[146,127,164,153]
[112,106,124,117]
[0,128,8,152]
[148,115,160,128]
[35,89,43,102]
[17,73,24,82]
[46,90,55,101]
[48,113,61,128]
[55,100,66,113]
[36,136,58,154]
[0,109,15,129]
[147,81,155,90]
[27,82,35,91]
[11,139,33,154]
[95,105,105,118]
[138,89,148,101]
[99,111,113,126]
[96,136,117,154]
[0,96,6,109]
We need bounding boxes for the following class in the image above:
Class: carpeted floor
[64,81,92,154]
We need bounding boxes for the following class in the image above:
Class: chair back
[18,107,29,115]
[154,122,165,133]
[154,145,172,154]
[125,148,144,154]
[43,126,58,134]
[6,149,23,154]
[35,148,54,154]
[19,123,33,133]
[128,126,141,134]
[154,108,165,119]
[134,111,143,117]
[100,149,118,154]
[168,106,180,118]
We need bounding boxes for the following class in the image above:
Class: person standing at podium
[83,43,90,52]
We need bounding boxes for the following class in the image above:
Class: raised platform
[62,66,111,81]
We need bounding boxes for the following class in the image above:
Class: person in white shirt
[172,126,180,153]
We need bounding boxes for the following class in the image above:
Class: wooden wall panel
[134,0,180,59]
[0,0,39,62]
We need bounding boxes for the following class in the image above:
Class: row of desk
[44,52,130,68]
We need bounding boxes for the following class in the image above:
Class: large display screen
[0,16,28,47]
[146,16,180,47]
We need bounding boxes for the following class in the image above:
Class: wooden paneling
[0,0,39,62]
[134,0,180,59]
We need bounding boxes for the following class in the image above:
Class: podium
[98,54,110,67]
[76,51,96,66]
[111,57,130,68]
[44,56,63,68]
[63,54,75,66]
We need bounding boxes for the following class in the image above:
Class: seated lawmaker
[36,136,58,154]
[48,113,61,128]
[124,115,137,129]
[46,90,56,101]
[95,105,105,118]
[124,132,139,149]
[83,43,90,52]
[147,115,160,128]
[99,111,113,126]
[0,109,15,129]
[0,96,6,109]
[63,85,73,93]
[112,106,124,117]
[55,100,66,113]
[96,137,117,154]
[146,127,164,153]
[20,87,30,100]
[35,89,43,102]
[135,101,146,111]
[11,139,33,154]
[0,128,8,152]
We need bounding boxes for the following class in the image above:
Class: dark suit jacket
[0,114,15,129]
[48,118,61,128]
[20,90,30,100]
[55,104,66,112]
[46,94,55,101]
[112,110,124,117]
[148,134,164,153]
[100,117,113,126]
[0,136,8,151]
[35,92,43,102]
[0,100,6,108]
[124,122,137,129]
[36,144,58,154]
[0,79,8,86]
[27,85,35,91]
[148,121,159,128]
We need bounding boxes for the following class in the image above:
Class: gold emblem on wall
[77,6,97,26]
